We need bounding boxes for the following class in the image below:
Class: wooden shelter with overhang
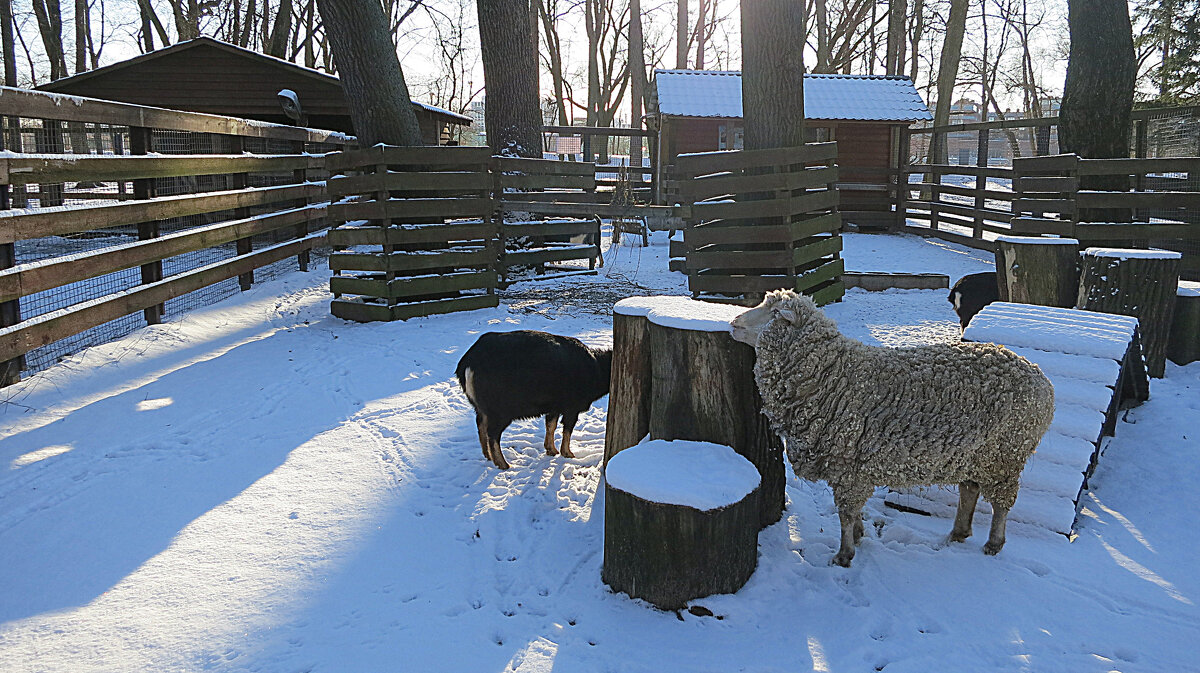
[649,69,932,227]
[38,37,471,145]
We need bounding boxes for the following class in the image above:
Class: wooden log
[604,304,655,465]
[602,439,761,610]
[1168,282,1200,366]
[644,300,786,528]
[1077,248,1181,378]
[994,235,1080,307]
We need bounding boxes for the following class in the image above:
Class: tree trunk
[815,0,830,73]
[266,0,292,58]
[1077,248,1181,378]
[1060,0,1136,221]
[31,0,67,80]
[930,0,967,163]
[694,0,707,69]
[886,0,907,75]
[538,1,570,126]
[73,0,88,73]
[647,322,785,528]
[629,0,646,175]
[476,0,543,157]
[676,0,688,68]
[740,0,806,151]
[995,237,1079,307]
[909,0,923,81]
[1,0,17,86]
[316,0,423,146]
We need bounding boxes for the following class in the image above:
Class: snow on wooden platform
[885,302,1146,536]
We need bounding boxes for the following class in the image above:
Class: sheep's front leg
[983,505,1010,555]
[950,480,981,543]
[832,486,871,567]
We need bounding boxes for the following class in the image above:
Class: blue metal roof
[654,70,932,122]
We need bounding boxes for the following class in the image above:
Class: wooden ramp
[884,302,1148,536]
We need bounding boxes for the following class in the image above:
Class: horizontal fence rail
[0,86,352,385]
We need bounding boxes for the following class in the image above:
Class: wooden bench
[494,158,603,284]
[886,302,1147,536]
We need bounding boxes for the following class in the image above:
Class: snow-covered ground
[2,231,1197,672]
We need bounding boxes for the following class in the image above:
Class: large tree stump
[994,235,1080,307]
[1077,248,1181,378]
[1168,282,1200,366]
[603,439,761,610]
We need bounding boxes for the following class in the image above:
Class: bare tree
[1060,0,1136,160]
[31,0,68,79]
[742,0,806,149]
[1,0,17,85]
[629,0,646,170]
[316,0,423,145]
[886,0,907,74]
[929,0,968,162]
[476,0,543,156]
[676,0,687,68]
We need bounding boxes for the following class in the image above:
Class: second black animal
[455,330,612,469]
[948,272,999,330]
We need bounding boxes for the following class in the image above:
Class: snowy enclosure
[1,231,1198,671]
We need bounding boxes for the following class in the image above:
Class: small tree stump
[603,439,761,610]
[1168,281,1200,366]
[994,235,1079,307]
[1077,248,1181,378]
[604,297,694,465]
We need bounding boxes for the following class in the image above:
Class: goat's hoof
[545,446,558,456]
[832,551,854,568]
[560,448,575,459]
[982,540,1004,555]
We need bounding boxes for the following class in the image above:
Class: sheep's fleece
[736,290,1055,564]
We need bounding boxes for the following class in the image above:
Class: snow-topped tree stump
[603,439,761,610]
[1077,248,1181,378]
[604,296,785,529]
[994,236,1080,307]
[1168,281,1200,366]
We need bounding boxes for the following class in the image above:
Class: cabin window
[718,124,744,150]
[805,126,831,142]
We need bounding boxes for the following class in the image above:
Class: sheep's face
[731,290,800,345]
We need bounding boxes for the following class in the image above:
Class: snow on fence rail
[0,86,351,386]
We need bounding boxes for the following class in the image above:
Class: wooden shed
[650,70,931,227]
[38,37,470,144]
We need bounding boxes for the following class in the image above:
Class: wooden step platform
[885,302,1147,536]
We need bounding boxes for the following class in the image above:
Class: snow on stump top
[605,439,761,511]
[603,439,761,610]
[888,301,1145,535]
[614,295,749,332]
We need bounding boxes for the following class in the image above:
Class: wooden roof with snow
[652,69,932,123]
[37,37,469,134]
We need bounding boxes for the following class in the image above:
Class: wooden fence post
[130,126,164,325]
[292,139,310,271]
[974,128,989,242]
[894,127,910,231]
[1078,247,1181,378]
[229,135,254,290]
[0,180,21,386]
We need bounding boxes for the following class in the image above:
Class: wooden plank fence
[0,86,350,386]
[676,142,845,305]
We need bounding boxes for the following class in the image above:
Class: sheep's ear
[776,307,799,323]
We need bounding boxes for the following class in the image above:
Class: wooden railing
[676,142,845,306]
[0,86,351,385]
[900,163,1016,250]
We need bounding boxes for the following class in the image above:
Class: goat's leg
[476,412,491,461]
[559,411,579,458]
[544,414,560,455]
[832,485,871,567]
[950,480,981,543]
[486,418,511,470]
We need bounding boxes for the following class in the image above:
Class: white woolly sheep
[731,290,1054,567]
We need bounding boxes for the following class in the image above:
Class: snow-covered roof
[654,69,932,122]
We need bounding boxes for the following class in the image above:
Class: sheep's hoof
[832,550,854,568]
[949,529,971,543]
[982,540,1004,555]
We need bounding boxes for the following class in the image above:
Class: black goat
[948,271,1000,330]
[455,330,612,469]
